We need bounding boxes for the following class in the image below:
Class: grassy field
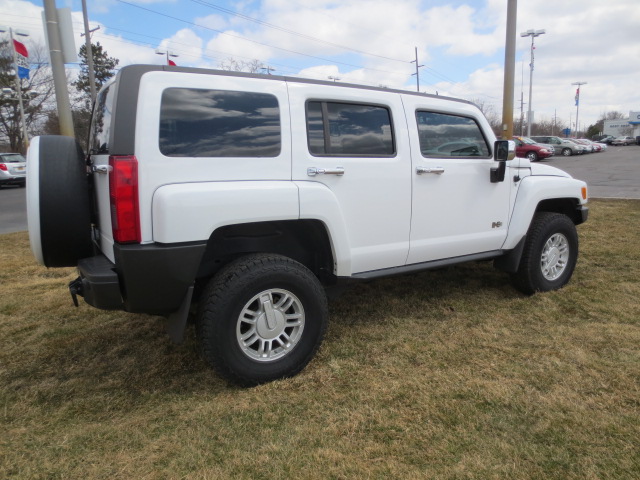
[1,199,639,479]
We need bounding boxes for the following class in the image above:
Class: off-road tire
[511,212,578,294]
[196,253,328,386]
[27,136,93,267]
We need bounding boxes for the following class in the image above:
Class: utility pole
[411,47,424,93]
[43,0,74,137]
[81,0,97,104]
[501,0,517,139]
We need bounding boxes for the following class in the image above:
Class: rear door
[288,83,412,274]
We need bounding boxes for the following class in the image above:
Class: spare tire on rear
[27,136,94,267]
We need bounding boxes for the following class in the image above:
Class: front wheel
[511,212,579,294]
[561,148,572,156]
[526,151,539,162]
[196,254,328,386]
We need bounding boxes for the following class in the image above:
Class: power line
[190,0,409,65]
[115,0,401,76]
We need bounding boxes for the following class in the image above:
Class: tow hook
[68,277,84,307]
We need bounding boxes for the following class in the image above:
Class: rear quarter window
[90,84,115,154]
[159,88,281,158]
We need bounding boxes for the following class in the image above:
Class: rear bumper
[76,241,207,314]
[0,176,26,185]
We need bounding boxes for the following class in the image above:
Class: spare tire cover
[27,136,94,267]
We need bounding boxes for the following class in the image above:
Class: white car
[0,153,27,187]
[611,136,635,146]
[26,65,590,385]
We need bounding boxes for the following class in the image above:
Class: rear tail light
[0,164,7,171]
[109,155,141,243]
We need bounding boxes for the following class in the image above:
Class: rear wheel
[196,253,328,386]
[27,136,93,267]
[511,212,578,294]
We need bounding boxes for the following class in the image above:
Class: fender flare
[502,175,586,251]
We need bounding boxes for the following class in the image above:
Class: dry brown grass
[1,199,639,479]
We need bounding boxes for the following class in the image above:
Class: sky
[1,0,639,133]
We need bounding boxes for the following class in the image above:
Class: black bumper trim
[577,205,589,224]
[113,241,207,314]
[77,255,124,310]
[77,241,207,315]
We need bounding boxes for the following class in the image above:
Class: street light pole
[572,81,587,137]
[520,29,546,137]
[155,48,178,65]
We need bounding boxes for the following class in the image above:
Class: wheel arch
[195,219,336,291]
[501,175,587,252]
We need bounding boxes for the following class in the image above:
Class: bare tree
[0,41,55,153]
[470,98,502,136]
[218,57,266,74]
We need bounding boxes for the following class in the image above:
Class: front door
[403,99,511,265]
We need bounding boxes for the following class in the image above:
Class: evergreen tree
[73,42,119,102]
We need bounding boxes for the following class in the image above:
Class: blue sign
[562,128,571,137]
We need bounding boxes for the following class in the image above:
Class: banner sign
[13,39,29,79]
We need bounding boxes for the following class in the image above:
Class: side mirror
[494,140,516,161]
[491,140,515,183]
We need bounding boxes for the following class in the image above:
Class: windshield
[520,137,537,145]
[0,154,26,163]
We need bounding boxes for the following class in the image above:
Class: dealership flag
[13,39,29,79]
[575,88,580,106]
[168,58,176,66]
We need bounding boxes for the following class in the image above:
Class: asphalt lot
[1,145,638,235]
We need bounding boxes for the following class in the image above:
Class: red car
[513,136,553,161]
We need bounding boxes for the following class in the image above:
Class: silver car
[0,153,27,187]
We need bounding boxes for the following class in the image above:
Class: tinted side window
[306,101,395,156]
[416,111,490,158]
[160,88,281,157]
[90,84,115,154]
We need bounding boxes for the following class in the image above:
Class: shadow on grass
[3,259,521,418]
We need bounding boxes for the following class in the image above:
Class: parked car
[530,136,585,156]
[572,139,593,153]
[513,136,553,161]
[592,135,615,144]
[0,153,27,187]
[611,136,635,146]
[578,139,604,152]
[518,136,555,156]
[564,139,588,154]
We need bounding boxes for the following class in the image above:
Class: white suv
[27,65,589,385]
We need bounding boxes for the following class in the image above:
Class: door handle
[307,167,345,176]
[416,166,445,175]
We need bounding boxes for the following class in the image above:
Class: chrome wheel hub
[541,233,569,281]
[236,289,304,362]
